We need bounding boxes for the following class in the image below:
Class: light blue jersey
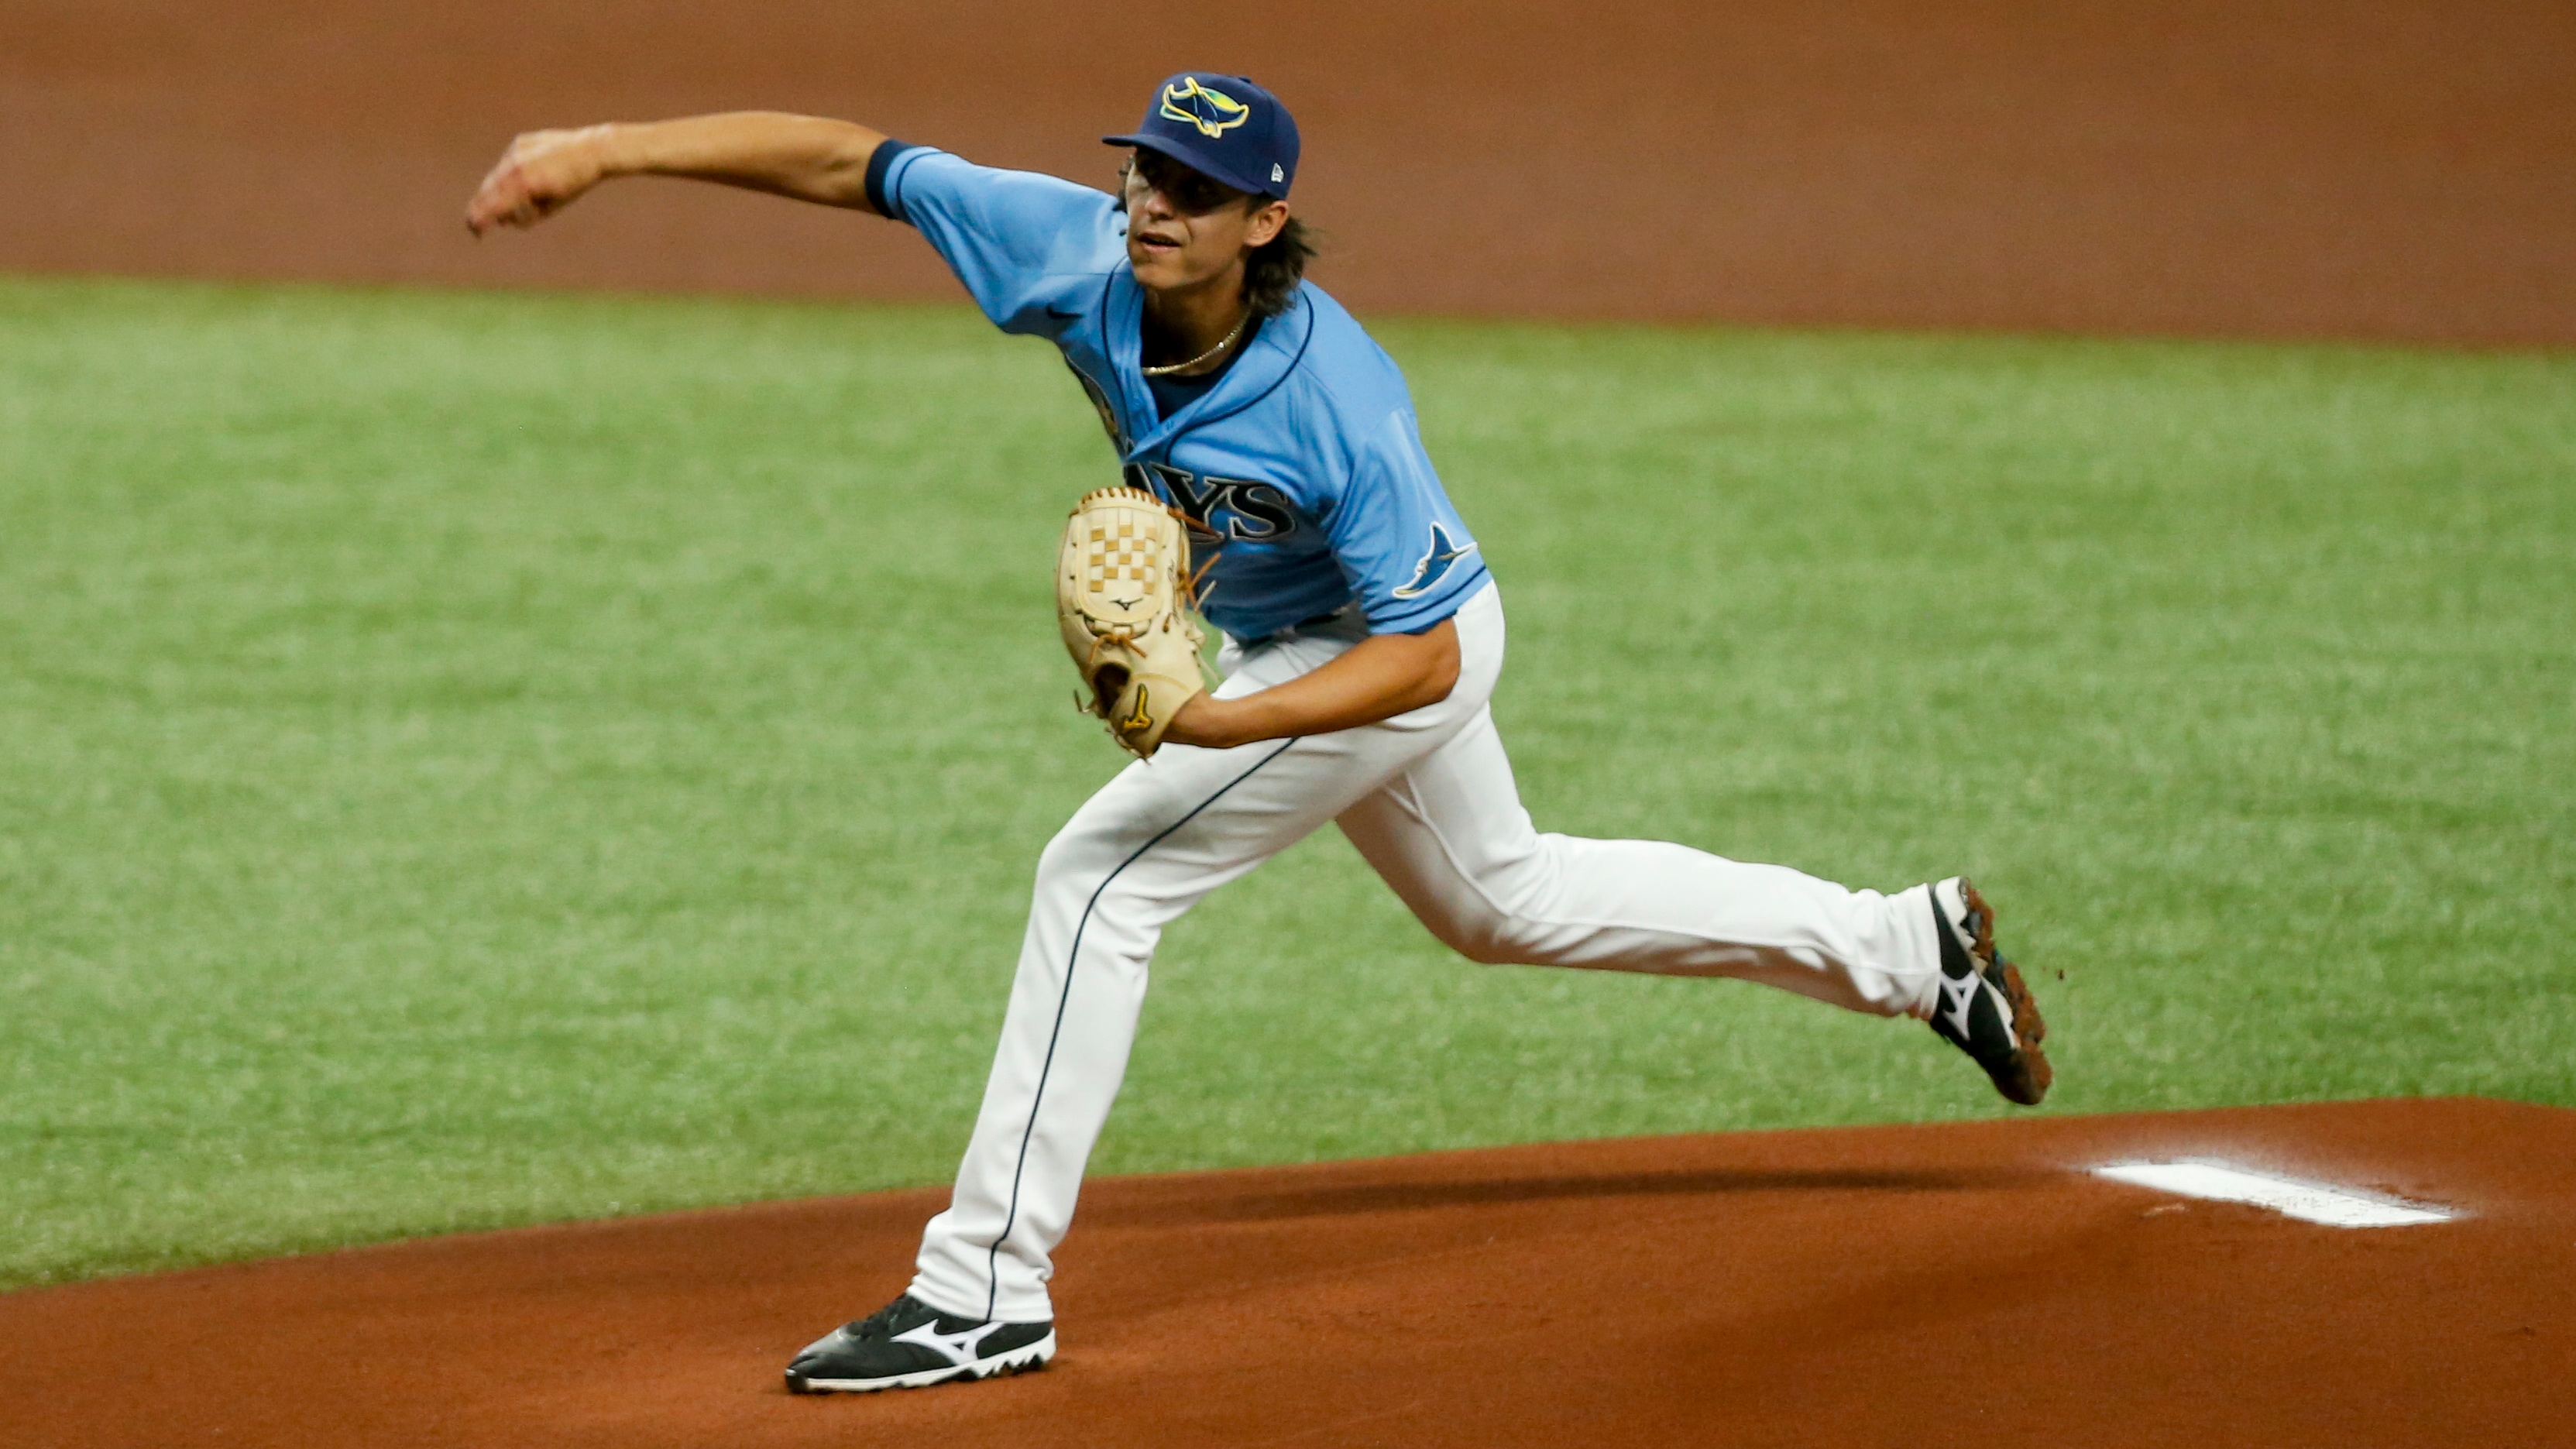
[875,146,1491,643]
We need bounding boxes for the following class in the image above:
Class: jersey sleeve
[874,146,1123,338]
[1328,407,1492,634]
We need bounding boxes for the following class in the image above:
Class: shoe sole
[785,1332,1056,1395]
[1958,880,2052,1107]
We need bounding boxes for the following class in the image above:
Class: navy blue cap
[1102,73,1300,199]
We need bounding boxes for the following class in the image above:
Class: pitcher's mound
[6,1097,2570,1447]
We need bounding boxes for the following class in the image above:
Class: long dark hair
[1242,214,1317,318]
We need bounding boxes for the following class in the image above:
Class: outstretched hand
[465,126,614,235]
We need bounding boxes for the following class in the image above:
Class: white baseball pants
[911,582,1949,1323]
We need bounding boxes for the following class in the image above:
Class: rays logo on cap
[1159,76,1250,139]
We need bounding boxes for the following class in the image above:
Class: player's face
[1121,151,1288,294]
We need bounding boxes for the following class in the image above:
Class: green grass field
[2,275,2569,1290]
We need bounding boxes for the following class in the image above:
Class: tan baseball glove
[1057,486,1209,758]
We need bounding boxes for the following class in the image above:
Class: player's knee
[1415,845,1571,966]
[1033,815,1127,890]
[1425,904,1530,966]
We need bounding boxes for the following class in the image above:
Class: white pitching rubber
[2093,1161,2454,1227]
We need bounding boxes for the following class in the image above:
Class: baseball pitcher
[465,71,2052,1395]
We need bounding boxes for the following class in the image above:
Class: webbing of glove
[1056,486,1208,759]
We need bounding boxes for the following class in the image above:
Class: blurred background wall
[1,0,2567,343]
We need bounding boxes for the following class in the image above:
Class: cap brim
[1101,132,1281,198]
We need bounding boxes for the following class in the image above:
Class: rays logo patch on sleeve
[1159,77,1250,139]
[1391,521,1479,599]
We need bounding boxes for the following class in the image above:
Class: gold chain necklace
[1140,309,1251,377]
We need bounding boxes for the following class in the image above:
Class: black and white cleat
[1926,877,2053,1106]
[785,1293,1056,1394]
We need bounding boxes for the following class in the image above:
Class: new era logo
[1271,163,1284,183]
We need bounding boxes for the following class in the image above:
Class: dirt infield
[3,1097,2566,1447]
[3,0,2571,344]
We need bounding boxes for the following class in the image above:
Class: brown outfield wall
[1,0,2571,345]
[1,1097,2571,1447]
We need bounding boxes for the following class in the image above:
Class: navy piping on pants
[981,737,1302,1318]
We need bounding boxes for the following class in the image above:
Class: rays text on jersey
[1128,461,1303,543]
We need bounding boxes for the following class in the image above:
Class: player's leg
[1338,698,2049,1104]
[1339,586,2040,1101]
[1334,589,2049,1100]
[1337,698,1947,1018]
[902,596,1508,1330]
